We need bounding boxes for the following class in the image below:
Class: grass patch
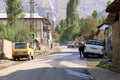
[106,53,112,59]
[96,61,111,69]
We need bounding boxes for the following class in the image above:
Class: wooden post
[0,32,4,58]
[111,11,120,72]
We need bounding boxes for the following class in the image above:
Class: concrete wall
[3,39,12,59]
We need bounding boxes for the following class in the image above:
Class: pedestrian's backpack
[79,42,85,48]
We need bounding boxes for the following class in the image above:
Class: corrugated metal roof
[0,13,7,18]
[23,13,44,18]
[0,13,44,19]
[99,24,108,30]
[97,24,109,30]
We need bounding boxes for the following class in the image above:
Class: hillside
[0,0,114,22]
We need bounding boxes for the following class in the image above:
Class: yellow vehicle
[12,42,34,60]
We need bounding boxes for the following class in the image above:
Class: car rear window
[86,41,103,46]
[15,43,27,49]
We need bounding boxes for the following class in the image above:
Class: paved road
[0,46,95,80]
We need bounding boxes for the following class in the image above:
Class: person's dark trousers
[79,49,84,58]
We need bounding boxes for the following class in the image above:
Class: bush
[96,61,111,69]
[14,27,32,42]
[0,23,32,42]
[0,24,15,41]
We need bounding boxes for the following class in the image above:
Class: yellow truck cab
[12,42,34,60]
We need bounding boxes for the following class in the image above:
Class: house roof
[0,13,7,18]
[106,0,120,13]
[23,13,44,19]
[98,24,108,30]
[0,13,44,19]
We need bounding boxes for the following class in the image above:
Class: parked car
[12,42,34,60]
[84,40,104,58]
[54,42,60,46]
[67,41,75,48]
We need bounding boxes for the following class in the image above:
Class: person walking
[78,41,85,58]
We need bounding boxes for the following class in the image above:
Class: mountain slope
[0,0,114,21]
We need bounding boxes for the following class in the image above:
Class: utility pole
[29,0,35,32]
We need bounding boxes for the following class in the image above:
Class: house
[0,12,44,43]
[96,24,112,50]
[0,12,53,49]
[42,19,53,48]
[105,0,120,72]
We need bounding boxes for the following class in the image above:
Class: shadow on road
[0,67,95,80]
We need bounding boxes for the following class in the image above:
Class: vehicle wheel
[13,57,16,61]
[17,57,20,61]
[84,54,88,58]
[99,55,104,58]
[28,55,31,61]
[31,55,34,60]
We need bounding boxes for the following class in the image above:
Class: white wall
[3,39,12,59]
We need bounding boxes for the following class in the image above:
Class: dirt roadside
[0,46,60,70]
[87,57,120,80]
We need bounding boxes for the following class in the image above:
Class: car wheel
[28,55,31,61]
[31,55,34,60]
[13,57,16,61]
[17,57,20,61]
[84,53,88,58]
[99,54,104,58]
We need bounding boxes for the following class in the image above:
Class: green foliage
[96,61,111,69]
[0,23,32,42]
[59,19,67,35]
[107,0,112,6]
[80,17,97,39]
[52,32,60,42]
[0,23,15,41]
[79,18,85,26]
[66,0,79,26]
[6,0,23,27]
[14,27,32,42]
[92,10,98,19]
[58,0,80,41]
[98,15,106,25]
[106,53,112,59]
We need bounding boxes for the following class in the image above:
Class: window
[23,19,27,25]
[32,19,37,26]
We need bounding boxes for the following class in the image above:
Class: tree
[6,0,23,27]
[0,23,32,42]
[0,23,15,41]
[66,0,79,26]
[92,10,98,19]
[98,15,106,25]
[52,32,60,42]
[61,0,80,41]
[14,27,32,42]
[80,17,97,39]
[107,0,112,6]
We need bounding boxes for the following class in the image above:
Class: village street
[0,46,95,80]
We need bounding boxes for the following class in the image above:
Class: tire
[31,55,34,60]
[13,57,16,61]
[84,53,88,58]
[99,54,104,58]
[28,55,31,61]
[17,57,20,61]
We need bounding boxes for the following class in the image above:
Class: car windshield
[15,43,27,49]
[86,41,103,46]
